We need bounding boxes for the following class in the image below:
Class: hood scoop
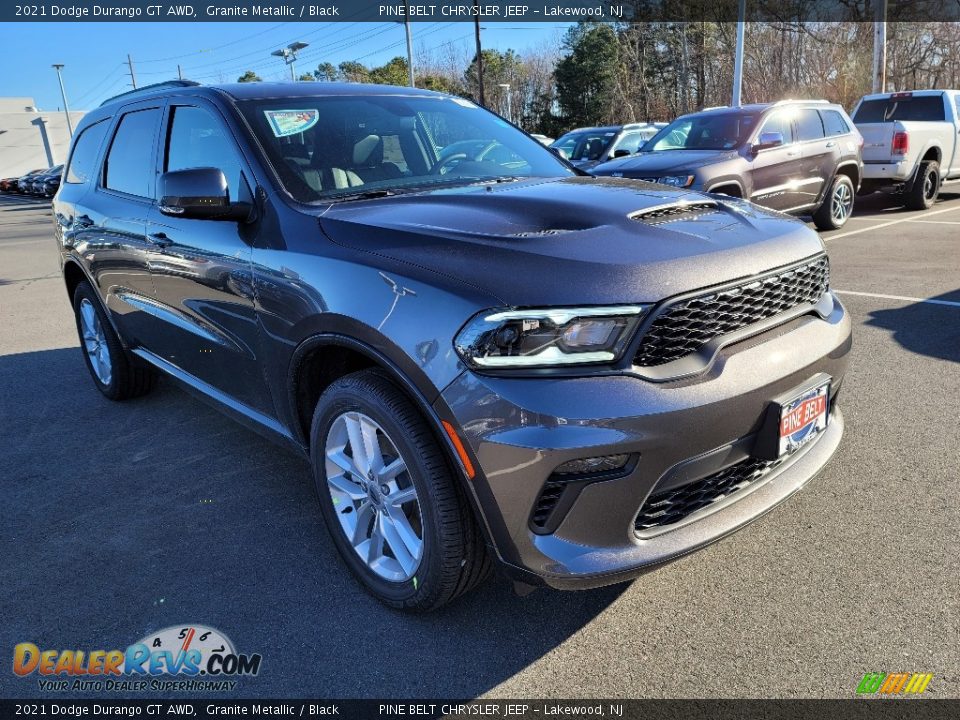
[510,228,577,238]
[630,200,721,225]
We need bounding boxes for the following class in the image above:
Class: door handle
[148,232,173,249]
[786,150,799,157]
[825,141,837,148]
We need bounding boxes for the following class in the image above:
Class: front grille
[634,255,829,367]
[635,457,782,532]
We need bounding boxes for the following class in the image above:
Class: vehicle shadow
[863,289,960,364]
[0,347,628,699]
[848,188,960,217]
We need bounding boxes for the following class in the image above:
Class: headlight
[454,306,647,369]
[659,175,695,187]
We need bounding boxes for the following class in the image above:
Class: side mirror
[753,131,784,152]
[613,149,631,158]
[159,168,251,222]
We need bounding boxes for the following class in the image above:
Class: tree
[338,61,370,84]
[554,22,620,127]
[237,70,262,83]
[313,62,338,82]
[297,73,316,82]
[369,57,410,86]
[464,49,524,113]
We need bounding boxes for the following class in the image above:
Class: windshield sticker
[450,97,477,109]
[264,109,319,137]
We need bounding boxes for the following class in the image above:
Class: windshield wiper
[326,188,397,203]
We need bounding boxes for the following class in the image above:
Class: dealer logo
[13,624,261,692]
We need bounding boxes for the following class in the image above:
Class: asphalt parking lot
[0,189,957,700]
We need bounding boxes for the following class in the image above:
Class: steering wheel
[433,152,469,175]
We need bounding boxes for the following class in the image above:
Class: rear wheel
[310,370,490,611]
[905,160,940,211]
[813,174,855,231]
[72,281,156,400]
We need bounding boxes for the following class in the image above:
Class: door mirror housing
[159,168,251,222]
[753,131,784,153]
[613,149,631,158]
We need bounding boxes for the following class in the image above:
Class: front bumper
[437,293,851,589]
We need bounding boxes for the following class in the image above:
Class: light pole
[731,0,746,106]
[498,83,511,123]
[402,0,415,87]
[51,64,74,137]
[271,42,309,81]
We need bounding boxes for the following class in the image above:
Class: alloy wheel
[324,411,423,582]
[831,182,852,224]
[79,298,112,386]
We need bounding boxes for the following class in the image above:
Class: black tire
[72,281,156,400]
[905,160,940,211]
[310,369,491,611]
[812,174,855,231]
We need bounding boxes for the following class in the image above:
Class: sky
[3,21,571,112]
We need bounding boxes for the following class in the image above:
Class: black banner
[3,0,960,23]
[2,699,959,720]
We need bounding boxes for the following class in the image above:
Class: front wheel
[310,370,490,611]
[813,174,855,231]
[904,160,940,211]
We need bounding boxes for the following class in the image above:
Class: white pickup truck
[851,89,960,210]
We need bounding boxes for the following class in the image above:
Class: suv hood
[315,176,823,306]
[593,149,738,176]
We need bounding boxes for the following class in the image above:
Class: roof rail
[100,80,201,107]
[772,98,830,106]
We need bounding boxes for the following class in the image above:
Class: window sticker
[450,97,477,109]
[264,109,320,137]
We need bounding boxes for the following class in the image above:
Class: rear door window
[796,109,825,142]
[104,108,162,198]
[65,120,109,185]
[853,95,946,122]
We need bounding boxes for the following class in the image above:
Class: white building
[0,97,85,177]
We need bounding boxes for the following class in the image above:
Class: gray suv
[54,81,851,611]
[593,101,863,230]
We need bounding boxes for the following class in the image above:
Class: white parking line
[825,203,960,239]
[835,289,960,308]
[906,219,960,225]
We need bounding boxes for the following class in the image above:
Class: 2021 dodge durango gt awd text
[53,82,851,611]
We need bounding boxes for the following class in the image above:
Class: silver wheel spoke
[351,501,375,545]
[380,513,419,576]
[326,448,360,477]
[328,473,367,501]
[379,457,407,483]
[365,514,385,564]
[387,485,417,507]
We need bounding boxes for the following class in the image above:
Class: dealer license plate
[778,382,829,456]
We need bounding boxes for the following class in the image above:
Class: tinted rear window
[65,120,108,185]
[820,109,851,136]
[854,96,946,123]
[104,108,161,198]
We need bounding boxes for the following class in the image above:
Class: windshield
[853,95,946,123]
[550,130,617,162]
[644,112,760,151]
[237,95,574,202]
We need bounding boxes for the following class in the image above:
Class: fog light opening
[553,453,631,476]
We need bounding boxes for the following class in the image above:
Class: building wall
[0,98,85,177]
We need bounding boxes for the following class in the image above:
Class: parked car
[0,176,22,192]
[550,123,661,169]
[851,89,960,210]
[592,101,863,230]
[56,81,850,611]
[15,168,47,193]
[29,164,63,197]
